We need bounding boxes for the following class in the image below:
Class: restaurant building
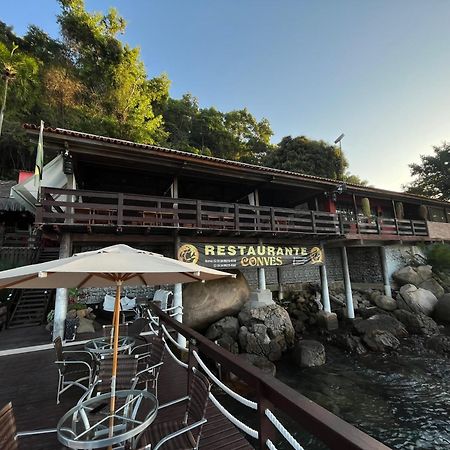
[4,124,450,330]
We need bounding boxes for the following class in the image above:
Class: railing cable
[192,350,257,410]
[265,409,304,450]
[208,392,259,439]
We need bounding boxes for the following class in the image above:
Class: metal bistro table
[85,336,135,358]
[57,389,158,449]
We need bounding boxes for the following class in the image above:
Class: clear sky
[2,0,450,191]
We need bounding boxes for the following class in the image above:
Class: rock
[66,309,78,319]
[394,310,440,336]
[329,332,367,354]
[239,353,276,376]
[397,284,438,316]
[316,311,339,331]
[419,278,445,299]
[354,314,408,338]
[393,266,423,286]
[373,295,397,312]
[425,335,450,355]
[216,334,239,354]
[415,265,433,282]
[362,330,400,352]
[183,271,250,329]
[293,340,326,367]
[357,306,391,319]
[205,316,240,341]
[238,304,294,361]
[434,293,450,323]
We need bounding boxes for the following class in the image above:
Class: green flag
[34,120,44,190]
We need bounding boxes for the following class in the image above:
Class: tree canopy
[405,142,450,200]
[0,0,365,188]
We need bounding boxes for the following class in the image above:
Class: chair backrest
[53,336,64,362]
[0,402,18,450]
[153,290,173,310]
[185,369,211,442]
[97,354,138,394]
[146,335,165,369]
[127,318,148,337]
[102,323,129,338]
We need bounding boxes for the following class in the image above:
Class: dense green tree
[56,0,169,142]
[162,95,273,160]
[405,142,450,200]
[264,135,348,180]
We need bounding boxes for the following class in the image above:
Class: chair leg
[57,373,63,404]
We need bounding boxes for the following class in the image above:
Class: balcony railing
[35,188,429,238]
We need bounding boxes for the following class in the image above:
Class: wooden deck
[0,343,254,449]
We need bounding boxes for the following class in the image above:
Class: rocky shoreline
[198,263,450,374]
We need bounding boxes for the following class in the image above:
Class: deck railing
[147,303,390,450]
[35,187,428,237]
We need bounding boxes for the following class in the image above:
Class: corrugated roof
[0,180,27,212]
[23,123,449,206]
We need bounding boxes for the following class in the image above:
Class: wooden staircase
[7,248,60,328]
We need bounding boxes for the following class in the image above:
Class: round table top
[84,336,135,356]
[57,389,158,449]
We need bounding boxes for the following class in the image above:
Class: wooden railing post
[196,200,202,228]
[187,338,199,390]
[395,218,400,235]
[257,381,276,449]
[410,219,415,235]
[35,203,43,224]
[234,203,240,230]
[311,211,317,233]
[270,207,276,232]
[375,217,381,234]
[117,193,124,226]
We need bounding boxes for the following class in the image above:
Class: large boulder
[419,278,445,299]
[373,294,397,312]
[415,265,433,282]
[392,266,423,286]
[354,314,408,338]
[434,293,450,323]
[183,271,250,329]
[394,310,440,336]
[293,340,326,367]
[397,284,438,316]
[362,330,400,352]
[238,304,294,361]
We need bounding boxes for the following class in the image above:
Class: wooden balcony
[35,188,429,239]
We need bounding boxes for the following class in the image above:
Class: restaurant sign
[177,243,324,269]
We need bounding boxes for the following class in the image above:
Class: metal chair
[128,317,150,344]
[131,335,165,396]
[0,402,57,449]
[53,336,95,404]
[137,368,211,450]
[102,322,130,339]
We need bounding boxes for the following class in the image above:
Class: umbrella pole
[109,279,122,439]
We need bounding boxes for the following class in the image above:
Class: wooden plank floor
[0,341,254,449]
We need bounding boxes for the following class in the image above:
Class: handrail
[148,303,391,450]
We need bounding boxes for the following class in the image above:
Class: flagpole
[34,120,44,203]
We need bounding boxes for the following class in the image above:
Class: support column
[340,246,355,319]
[379,246,391,296]
[173,234,186,348]
[258,267,266,290]
[320,262,331,313]
[53,233,72,341]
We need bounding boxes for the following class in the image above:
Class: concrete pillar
[320,262,331,313]
[379,246,391,296]
[173,283,186,348]
[340,246,355,319]
[258,267,266,290]
[53,233,72,341]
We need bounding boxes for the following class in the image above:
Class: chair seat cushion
[61,363,90,377]
[138,419,196,450]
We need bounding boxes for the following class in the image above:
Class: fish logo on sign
[310,247,323,264]
[178,244,200,264]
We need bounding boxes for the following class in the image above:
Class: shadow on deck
[0,344,254,449]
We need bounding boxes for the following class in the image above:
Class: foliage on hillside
[0,0,363,185]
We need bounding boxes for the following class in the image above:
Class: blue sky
[3,0,450,191]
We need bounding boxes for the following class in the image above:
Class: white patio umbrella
[0,244,234,431]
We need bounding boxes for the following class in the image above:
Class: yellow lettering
[217,245,225,256]
[267,246,275,256]
[276,247,284,256]
[285,247,293,256]
[205,245,215,256]
[228,246,236,256]
[301,247,308,256]
[276,257,283,265]
[247,246,256,256]
[257,246,265,256]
